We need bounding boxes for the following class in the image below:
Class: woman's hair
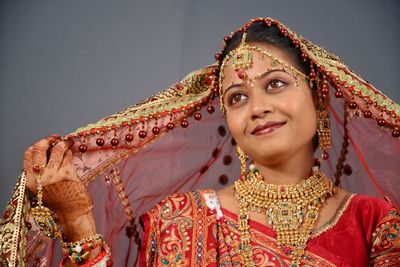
[220,21,318,151]
[220,21,310,75]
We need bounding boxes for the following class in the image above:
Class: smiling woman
[222,38,318,174]
[1,17,399,267]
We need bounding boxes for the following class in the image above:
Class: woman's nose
[249,91,273,121]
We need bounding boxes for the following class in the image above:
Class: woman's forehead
[221,43,297,86]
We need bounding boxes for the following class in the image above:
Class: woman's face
[222,43,317,165]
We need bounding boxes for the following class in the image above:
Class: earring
[315,72,331,160]
[317,107,331,160]
[236,145,248,177]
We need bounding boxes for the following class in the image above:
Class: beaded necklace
[234,167,335,267]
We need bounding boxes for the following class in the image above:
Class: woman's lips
[251,121,286,136]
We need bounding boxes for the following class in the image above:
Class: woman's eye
[267,79,286,90]
[229,93,247,104]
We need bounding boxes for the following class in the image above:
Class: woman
[1,18,399,266]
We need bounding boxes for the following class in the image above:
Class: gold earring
[236,146,248,177]
[317,107,331,158]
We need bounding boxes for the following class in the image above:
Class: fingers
[24,146,37,193]
[31,140,51,171]
[49,149,78,184]
[63,150,77,180]
[32,135,61,168]
[42,141,73,184]
[24,146,34,175]
[46,141,73,170]
[24,134,60,193]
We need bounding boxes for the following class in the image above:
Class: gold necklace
[234,168,335,267]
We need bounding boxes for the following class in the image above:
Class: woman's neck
[253,147,315,185]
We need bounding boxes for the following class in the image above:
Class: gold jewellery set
[234,161,335,267]
[220,33,334,266]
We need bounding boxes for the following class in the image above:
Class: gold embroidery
[330,66,399,115]
[0,173,28,267]
[370,207,400,266]
[310,193,354,238]
[70,67,214,137]
[299,34,400,118]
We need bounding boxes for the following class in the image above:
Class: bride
[1,18,399,266]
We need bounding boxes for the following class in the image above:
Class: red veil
[1,18,399,266]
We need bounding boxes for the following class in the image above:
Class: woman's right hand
[24,134,97,241]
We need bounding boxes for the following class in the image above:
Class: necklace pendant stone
[283,246,291,255]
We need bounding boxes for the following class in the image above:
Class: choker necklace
[234,166,335,267]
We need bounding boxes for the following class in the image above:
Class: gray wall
[1,0,399,209]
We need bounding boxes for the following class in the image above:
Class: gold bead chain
[31,168,63,241]
[234,168,335,266]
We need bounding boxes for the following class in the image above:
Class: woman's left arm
[369,207,400,266]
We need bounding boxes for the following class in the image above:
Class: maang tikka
[218,31,309,113]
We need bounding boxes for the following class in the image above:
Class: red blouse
[140,189,400,266]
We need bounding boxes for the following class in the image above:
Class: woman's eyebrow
[224,82,245,95]
[224,69,289,95]
[255,68,289,80]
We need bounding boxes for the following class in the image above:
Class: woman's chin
[249,147,290,164]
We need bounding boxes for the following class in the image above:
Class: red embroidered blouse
[140,189,400,266]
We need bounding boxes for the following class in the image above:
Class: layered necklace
[234,166,335,267]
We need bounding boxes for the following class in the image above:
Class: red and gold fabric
[140,190,400,266]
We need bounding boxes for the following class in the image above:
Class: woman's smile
[250,121,286,136]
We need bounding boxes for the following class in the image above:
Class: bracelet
[31,166,112,266]
[80,248,108,267]
[64,234,104,264]
[82,242,113,267]
[59,246,112,267]
[62,234,105,265]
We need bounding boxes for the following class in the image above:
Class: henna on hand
[62,212,97,242]
[23,136,97,242]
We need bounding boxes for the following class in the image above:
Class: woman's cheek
[283,91,311,115]
[226,113,242,138]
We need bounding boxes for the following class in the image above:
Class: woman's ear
[310,81,318,108]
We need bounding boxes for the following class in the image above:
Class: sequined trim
[326,65,400,117]
[0,173,28,267]
[69,67,214,137]
[310,193,354,238]
[300,34,400,119]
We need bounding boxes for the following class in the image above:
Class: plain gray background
[1,0,399,210]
